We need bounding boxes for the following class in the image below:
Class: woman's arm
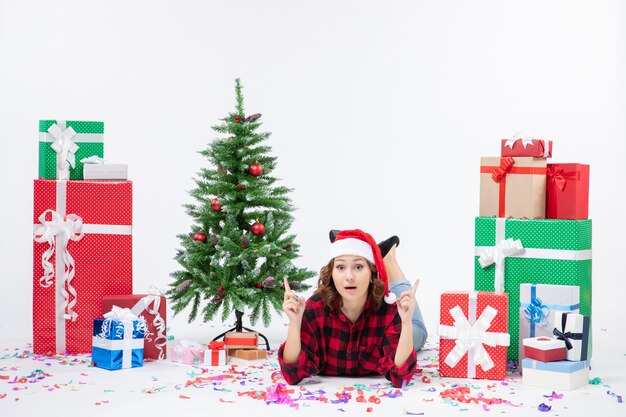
[389,279,428,350]
[394,279,420,366]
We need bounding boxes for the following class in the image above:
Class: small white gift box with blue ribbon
[92,306,146,370]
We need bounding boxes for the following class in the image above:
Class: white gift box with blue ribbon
[518,283,579,361]
[522,358,590,390]
[92,307,146,370]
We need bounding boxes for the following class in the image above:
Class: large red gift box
[439,291,510,380]
[546,163,590,220]
[33,179,132,354]
[102,294,167,360]
[501,138,553,158]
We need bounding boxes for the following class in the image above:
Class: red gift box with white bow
[33,179,133,354]
[439,291,510,380]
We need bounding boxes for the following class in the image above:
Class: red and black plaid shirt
[278,294,417,388]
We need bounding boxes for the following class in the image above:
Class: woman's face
[331,255,372,305]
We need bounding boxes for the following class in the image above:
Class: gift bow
[439,305,510,372]
[552,313,583,350]
[547,166,580,192]
[524,297,549,327]
[478,238,524,293]
[208,341,225,350]
[33,209,84,321]
[490,157,515,182]
[48,121,79,180]
[503,132,535,149]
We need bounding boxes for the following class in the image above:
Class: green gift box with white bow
[474,217,592,361]
[38,120,104,180]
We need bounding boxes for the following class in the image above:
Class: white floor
[1,321,623,417]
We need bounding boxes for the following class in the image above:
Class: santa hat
[329,229,396,304]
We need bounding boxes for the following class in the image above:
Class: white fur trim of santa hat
[329,238,375,264]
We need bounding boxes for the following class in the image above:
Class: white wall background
[1,0,624,345]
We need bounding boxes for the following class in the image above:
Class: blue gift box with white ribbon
[92,307,146,370]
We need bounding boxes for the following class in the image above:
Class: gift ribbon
[33,180,133,353]
[477,238,524,293]
[481,158,547,217]
[475,218,592,292]
[48,121,79,180]
[439,292,510,378]
[130,287,167,360]
[547,166,581,192]
[553,312,586,354]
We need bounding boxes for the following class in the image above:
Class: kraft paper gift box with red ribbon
[522,358,590,391]
[439,291,510,380]
[552,312,590,361]
[500,136,553,158]
[546,163,590,220]
[169,340,204,365]
[33,179,133,354]
[38,120,104,180]
[102,293,167,360]
[479,156,547,219]
[92,307,146,370]
[224,331,258,349]
[474,216,592,361]
[203,341,228,366]
[522,337,567,362]
[518,283,580,362]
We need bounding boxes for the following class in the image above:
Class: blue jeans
[389,279,428,351]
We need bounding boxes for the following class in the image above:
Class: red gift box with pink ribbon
[439,291,510,380]
[33,179,133,354]
[479,156,547,219]
[102,293,167,360]
[546,163,590,220]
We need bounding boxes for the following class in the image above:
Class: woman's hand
[283,277,305,323]
[396,279,419,324]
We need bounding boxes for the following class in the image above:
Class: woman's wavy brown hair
[313,257,387,311]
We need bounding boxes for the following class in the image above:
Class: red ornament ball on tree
[256,283,263,288]
[211,198,222,211]
[248,162,263,176]
[193,232,207,243]
[218,285,223,291]
[251,221,265,236]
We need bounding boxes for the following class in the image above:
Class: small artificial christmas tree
[168,79,314,334]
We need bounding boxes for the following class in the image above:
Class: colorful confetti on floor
[0,339,623,416]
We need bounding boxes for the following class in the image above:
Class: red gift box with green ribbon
[33,179,133,354]
[546,163,590,220]
[479,156,547,219]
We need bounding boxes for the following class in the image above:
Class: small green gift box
[38,120,104,180]
[474,217,592,361]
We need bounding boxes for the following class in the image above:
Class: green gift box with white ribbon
[38,120,104,180]
[474,217,592,361]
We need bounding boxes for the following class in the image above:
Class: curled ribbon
[131,286,167,359]
[478,238,524,293]
[33,209,84,321]
[439,305,510,374]
[48,122,79,180]
[490,156,515,183]
[524,297,549,328]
